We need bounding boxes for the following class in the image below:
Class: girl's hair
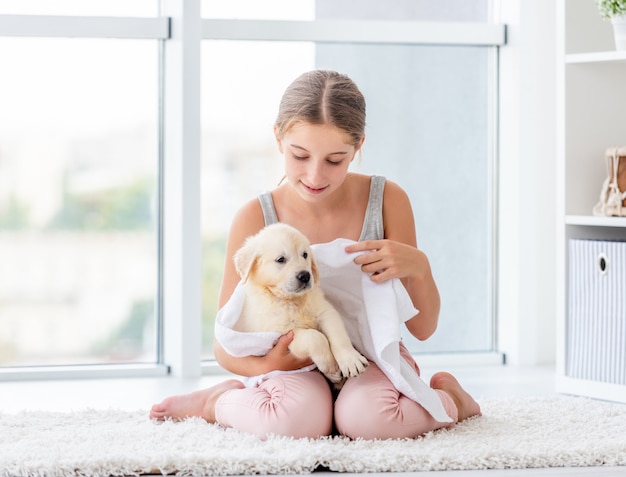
[275,70,366,147]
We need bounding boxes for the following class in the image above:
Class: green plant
[597,0,626,19]
[0,194,29,229]
[201,235,227,357]
[49,175,154,231]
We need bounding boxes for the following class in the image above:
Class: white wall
[497,0,557,365]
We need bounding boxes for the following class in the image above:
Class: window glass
[316,43,493,353]
[315,0,488,22]
[0,0,157,16]
[201,0,486,22]
[200,41,315,356]
[202,0,314,20]
[0,38,159,366]
[200,40,493,357]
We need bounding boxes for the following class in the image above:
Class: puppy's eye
[302,252,308,259]
[275,256,286,263]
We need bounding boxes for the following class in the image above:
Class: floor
[1,364,624,477]
[1,363,555,413]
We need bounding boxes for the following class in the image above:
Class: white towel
[214,238,453,423]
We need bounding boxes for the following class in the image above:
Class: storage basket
[567,239,626,385]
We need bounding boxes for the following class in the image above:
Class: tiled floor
[1,364,624,476]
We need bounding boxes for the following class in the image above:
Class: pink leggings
[215,349,458,440]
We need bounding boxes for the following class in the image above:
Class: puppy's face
[234,224,319,298]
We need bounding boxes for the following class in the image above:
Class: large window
[0,37,160,367]
[0,0,504,378]
[317,43,494,353]
[200,41,315,355]
[200,0,501,359]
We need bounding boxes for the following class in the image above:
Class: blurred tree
[0,194,30,229]
[49,175,154,230]
[202,235,227,357]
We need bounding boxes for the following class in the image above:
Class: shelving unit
[566,50,626,63]
[556,0,626,403]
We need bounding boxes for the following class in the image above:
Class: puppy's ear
[310,250,320,286]
[233,239,258,282]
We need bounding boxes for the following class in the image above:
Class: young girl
[150,70,481,439]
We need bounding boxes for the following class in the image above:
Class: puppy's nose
[296,271,310,285]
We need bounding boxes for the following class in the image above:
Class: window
[200,1,502,359]
[0,0,503,378]
[0,0,157,16]
[0,25,163,373]
[202,0,313,20]
[200,41,315,355]
[316,43,494,353]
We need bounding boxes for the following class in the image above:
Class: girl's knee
[333,386,375,438]
[266,373,334,438]
[334,368,456,440]
[217,371,333,439]
[335,389,449,440]
[334,371,399,439]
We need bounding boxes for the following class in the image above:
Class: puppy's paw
[335,348,369,378]
[315,359,343,384]
[324,369,344,384]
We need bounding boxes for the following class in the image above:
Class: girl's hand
[346,239,440,341]
[264,330,314,371]
[213,331,313,376]
[345,239,429,283]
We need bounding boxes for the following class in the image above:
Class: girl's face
[276,122,364,201]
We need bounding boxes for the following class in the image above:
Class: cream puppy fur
[233,223,368,384]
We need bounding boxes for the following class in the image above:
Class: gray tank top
[257,175,385,241]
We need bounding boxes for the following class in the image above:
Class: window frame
[0,15,169,38]
[0,1,505,381]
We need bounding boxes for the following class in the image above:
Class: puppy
[233,223,368,384]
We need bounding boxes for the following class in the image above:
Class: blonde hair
[275,70,366,148]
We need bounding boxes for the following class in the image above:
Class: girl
[150,70,481,439]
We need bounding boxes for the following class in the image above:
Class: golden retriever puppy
[233,223,368,384]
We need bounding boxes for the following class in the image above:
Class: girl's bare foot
[430,372,482,422]
[149,379,244,422]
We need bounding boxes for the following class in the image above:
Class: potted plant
[597,0,626,50]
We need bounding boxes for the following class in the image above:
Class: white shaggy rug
[1,396,625,476]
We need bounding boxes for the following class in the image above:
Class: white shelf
[556,376,626,404]
[566,215,626,227]
[556,0,626,402]
[566,50,626,63]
